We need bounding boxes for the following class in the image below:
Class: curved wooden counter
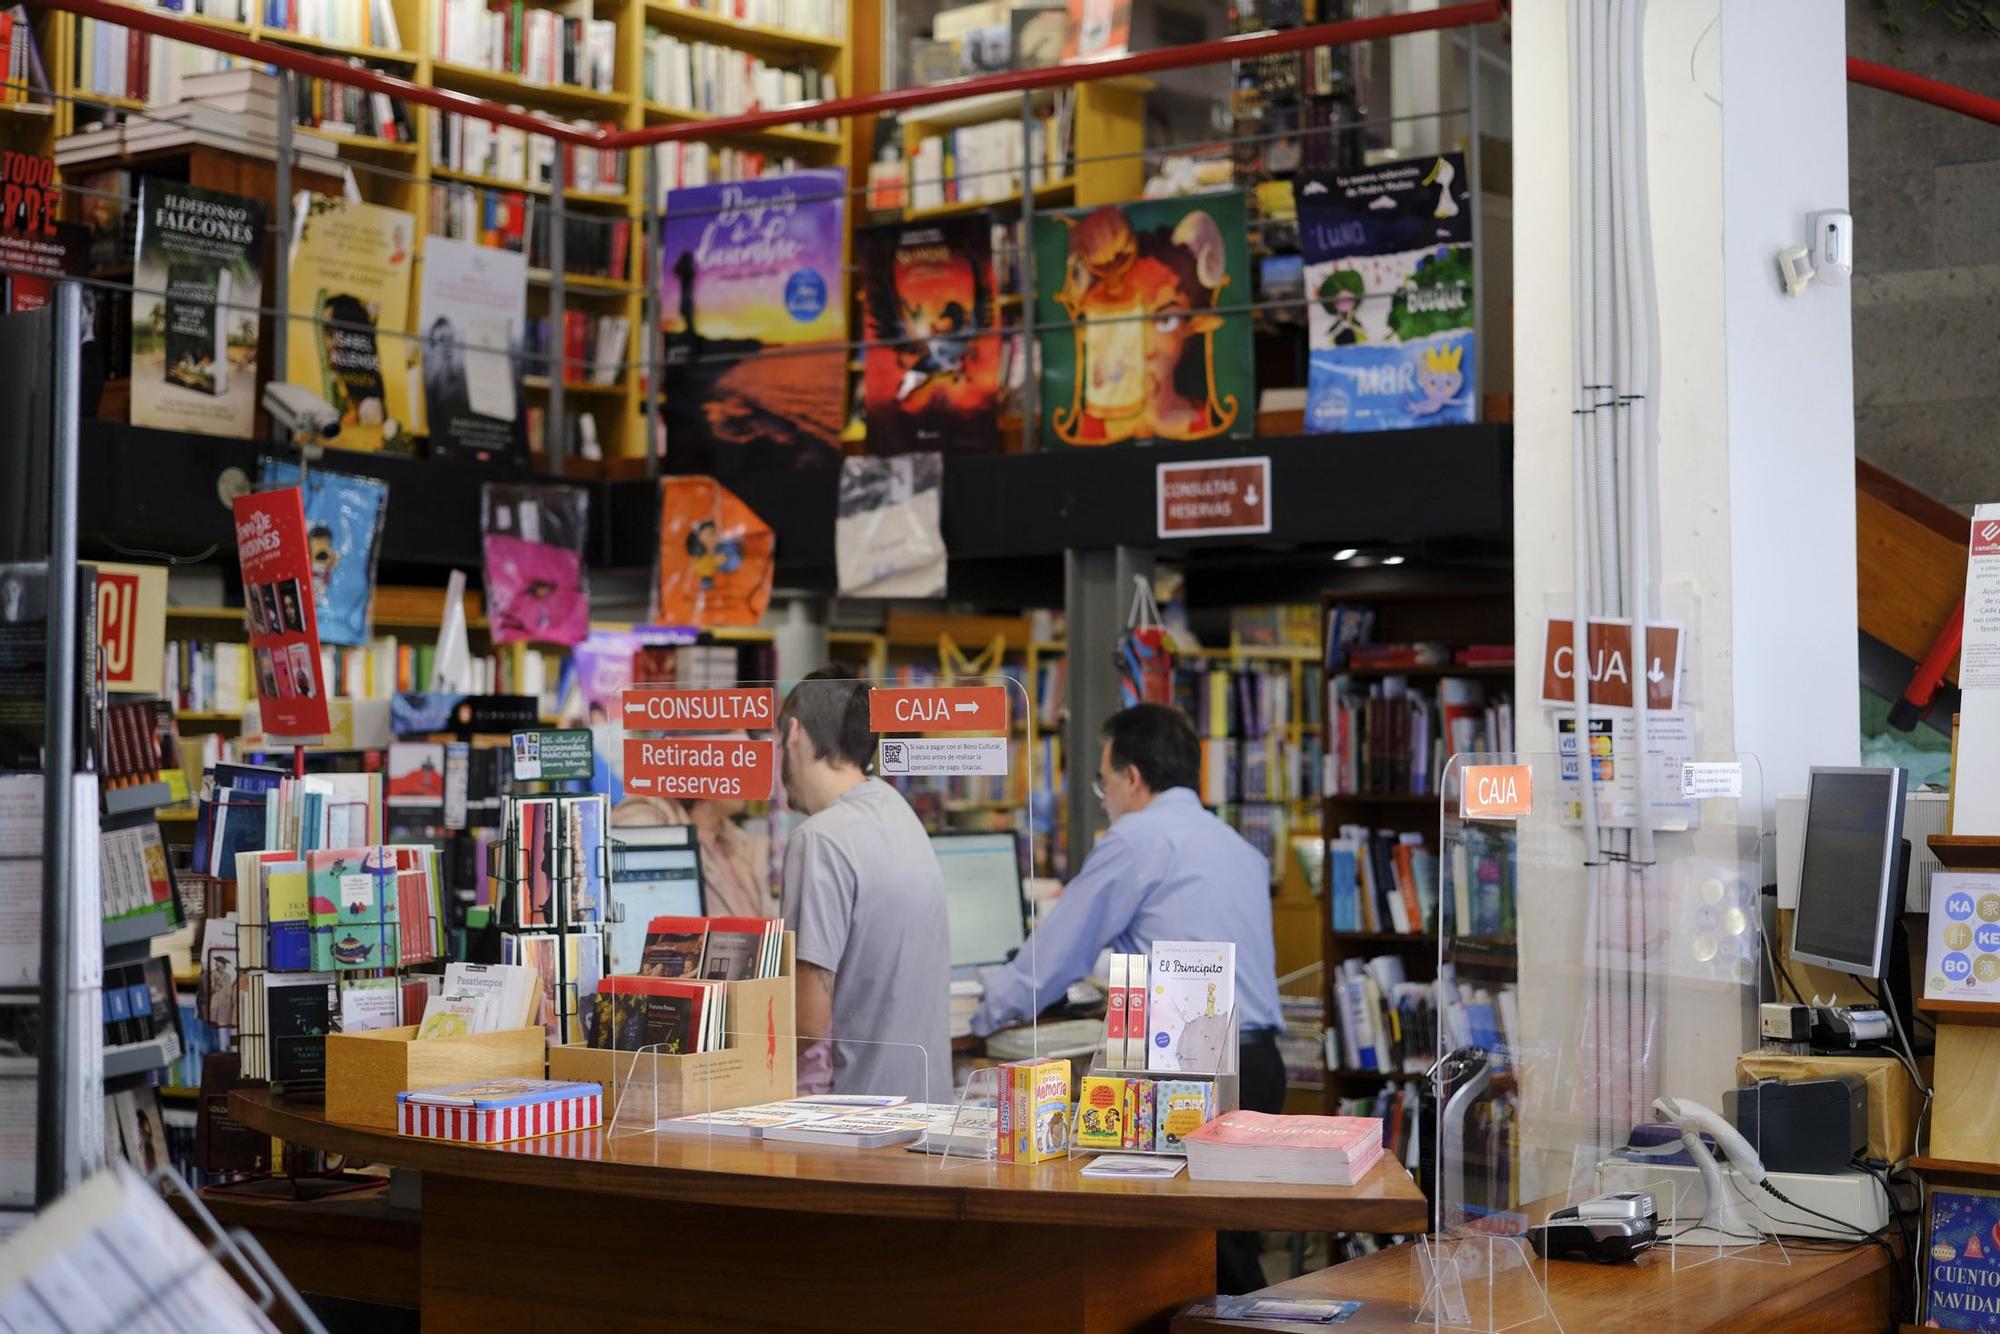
[235,1091,1427,1333]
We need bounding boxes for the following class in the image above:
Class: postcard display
[606,674,1039,1145]
[490,790,612,1052]
[1059,968,1240,1167]
[1418,752,1769,1331]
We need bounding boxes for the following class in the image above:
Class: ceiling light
[1332,548,1358,561]
[1383,555,1406,566]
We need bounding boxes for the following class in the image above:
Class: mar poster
[286,193,417,453]
[417,234,528,465]
[659,169,847,472]
[130,179,265,439]
[1031,193,1253,449]
[858,216,1001,455]
[1294,153,1476,433]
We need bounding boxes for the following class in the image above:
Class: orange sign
[868,685,1010,733]
[1461,764,1533,821]
[623,737,776,801]
[1540,618,1683,711]
[93,561,165,693]
[621,687,775,731]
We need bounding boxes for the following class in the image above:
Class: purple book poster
[660,169,848,471]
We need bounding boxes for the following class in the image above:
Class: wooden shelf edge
[1916,997,2000,1025]
[1927,834,2000,870]
[1910,1155,2000,1184]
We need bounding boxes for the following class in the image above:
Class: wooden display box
[325,1025,548,1130]
[549,936,797,1122]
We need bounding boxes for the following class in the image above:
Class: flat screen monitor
[1790,766,1907,980]
[606,824,703,974]
[930,831,1028,969]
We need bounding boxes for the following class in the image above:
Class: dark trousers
[1217,1032,1288,1295]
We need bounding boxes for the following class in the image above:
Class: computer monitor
[605,824,703,974]
[930,831,1028,969]
[1790,766,1908,980]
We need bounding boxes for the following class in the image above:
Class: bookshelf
[896,78,1146,218]
[26,0,859,463]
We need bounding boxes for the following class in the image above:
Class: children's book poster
[1294,154,1475,433]
[258,459,387,648]
[1926,1186,2000,1329]
[417,234,529,466]
[1031,194,1253,449]
[286,193,416,453]
[858,217,1001,455]
[130,178,265,439]
[656,477,774,628]
[659,169,847,472]
[481,483,590,647]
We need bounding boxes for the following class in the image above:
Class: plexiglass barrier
[1419,752,1772,1329]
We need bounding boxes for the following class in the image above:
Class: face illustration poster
[857,216,1001,455]
[258,458,388,648]
[481,483,590,647]
[1293,154,1476,433]
[232,487,330,739]
[658,169,848,471]
[1032,194,1254,449]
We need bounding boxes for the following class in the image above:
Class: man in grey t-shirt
[776,667,951,1104]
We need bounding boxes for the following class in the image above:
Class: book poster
[286,193,416,453]
[1295,154,1476,433]
[1032,194,1253,449]
[0,152,86,315]
[836,454,946,598]
[1927,1186,2000,1329]
[130,179,265,439]
[481,483,589,647]
[93,560,166,694]
[656,477,774,627]
[232,487,330,739]
[258,459,388,648]
[659,169,847,471]
[417,235,528,465]
[858,217,1001,455]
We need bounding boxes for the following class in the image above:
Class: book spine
[1126,955,1147,1069]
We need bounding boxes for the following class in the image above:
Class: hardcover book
[286,192,416,453]
[265,973,333,1084]
[130,178,265,438]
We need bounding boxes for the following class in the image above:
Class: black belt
[1241,1028,1279,1044]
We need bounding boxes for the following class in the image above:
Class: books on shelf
[648,141,803,200]
[100,697,165,793]
[1328,826,1436,935]
[1325,675,1513,798]
[2,7,52,109]
[524,311,628,386]
[641,29,836,128]
[527,209,632,280]
[101,957,182,1064]
[1446,822,1517,940]
[910,115,1058,213]
[429,110,626,197]
[435,0,618,94]
[262,0,405,51]
[651,0,844,39]
[99,819,174,921]
[1331,954,1429,1074]
[297,68,416,142]
[1183,1110,1384,1185]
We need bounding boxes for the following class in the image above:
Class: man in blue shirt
[970,703,1284,1292]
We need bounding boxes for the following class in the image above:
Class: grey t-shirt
[780,779,951,1104]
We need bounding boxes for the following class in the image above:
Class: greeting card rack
[488,791,614,1049]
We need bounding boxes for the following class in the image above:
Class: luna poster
[286,193,417,453]
[659,169,847,472]
[1294,154,1476,433]
[858,217,1001,455]
[1031,193,1253,449]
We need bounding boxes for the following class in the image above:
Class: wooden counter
[1171,1233,1897,1334]
[234,1091,1427,1333]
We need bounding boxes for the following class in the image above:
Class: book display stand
[1063,1006,1241,1164]
[1417,751,1771,1330]
[488,791,613,1048]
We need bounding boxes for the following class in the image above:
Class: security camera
[262,382,341,443]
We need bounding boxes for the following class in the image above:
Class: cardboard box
[325,1025,547,1130]
[1734,1051,1923,1163]
[549,936,796,1125]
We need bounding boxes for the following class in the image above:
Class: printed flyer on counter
[286,193,416,453]
[130,178,266,439]
[232,487,330,738]
[1295,154,1476,433]
[659,169,848,471]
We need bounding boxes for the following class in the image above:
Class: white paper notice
[1961,509,2000,688]
[1923,871,2000,1002]
[1680,762,1744,799]
[1955,505,2000,833]
[1553,708,1698,831]
[877,737,1009,777]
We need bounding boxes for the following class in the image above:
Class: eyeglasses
[1091,778,1106,800]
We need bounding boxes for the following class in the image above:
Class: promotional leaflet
[1032,194,1253,449]
[417,234,529,465]
[656,477,775,627]
[835,454,946,598]
[858,217,1001,455]
[1295,155,1476,433]
[481,483,590,646]
[232,487,330,738]
[659,169,848,470]
[258,459,388,648]
[130,178,266,438]
[286,193,417,453]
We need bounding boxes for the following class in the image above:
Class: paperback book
[130,179,268,437]
[418,234,529,465]
[1146,940,1236,1072]
[286,192,417,452]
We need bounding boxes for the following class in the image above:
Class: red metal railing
[48,0,1508,148]
[1848,56,2000,128]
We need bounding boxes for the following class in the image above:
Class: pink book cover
[1185,1111,1381,1151]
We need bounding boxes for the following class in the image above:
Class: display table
[1169,1234,1897,1333]
[233,1090,1425,1333]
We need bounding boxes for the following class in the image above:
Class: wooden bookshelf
[640,1,845,58]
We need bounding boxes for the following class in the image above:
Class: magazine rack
[1064,1005,1240,1163]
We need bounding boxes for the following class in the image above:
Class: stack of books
[58,70,341,175]
[1183,1110,1385,1185]
[636,914,783,982]
[1328,826,1436,934]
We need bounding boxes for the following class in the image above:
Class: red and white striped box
[396,1080,603,1144]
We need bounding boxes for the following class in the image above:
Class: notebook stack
[1182,1111,1385,1185]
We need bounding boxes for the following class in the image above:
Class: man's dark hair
[779,663,874,772]
[1101,703,1200,794]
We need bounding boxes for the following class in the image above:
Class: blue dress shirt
[970,787,1284,1037]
